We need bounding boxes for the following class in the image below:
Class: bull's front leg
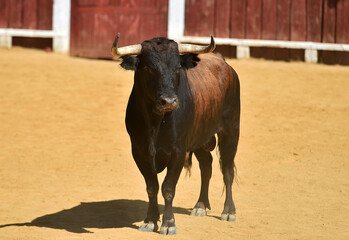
[160,149,185,235]
[138,172,159,232]
[132,147,160,232]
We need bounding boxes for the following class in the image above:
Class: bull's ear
[120,55,139,71]
[180,54,200,69]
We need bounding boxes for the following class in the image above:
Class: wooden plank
[336,0,349,44]
[140,12,164,40]
[23,0,38,29]
[8,0,23,28]
[69,0,78,56]
[12,36,52,50]
[261,0,276,40]
[37,0,53,30]
[214,0,231,38]
[261,0,277,59]
[156,0,168,38]
[138,0,158,8]
[276,0,291,41]
[322,0,336,43]
[70,1,169,58]
[184,0,198,36]
[140,0,168,39]
[215,45,236,58]
[185,0,215,37]
[245,0,261,39]
[250,47,265,59]
[289,49,304,61]
[0,0,9,28]
[320,51,349,65]
[230,0,246,38]
[306,0,323,42]
[275,0,291,60]
[77,0,97,6]
[290,0,306,41]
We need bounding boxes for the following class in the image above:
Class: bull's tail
[184,152,193,177]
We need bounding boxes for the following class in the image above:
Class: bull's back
[184,53,236,149]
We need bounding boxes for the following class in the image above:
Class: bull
[111,33,240,235]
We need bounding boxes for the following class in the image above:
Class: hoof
[190,208,207,217]
[221,213,236,222]
[159,226,177,235]
[160,219,177,235]
[138,221,157,232]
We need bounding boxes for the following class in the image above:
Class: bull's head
[111,33,215,115]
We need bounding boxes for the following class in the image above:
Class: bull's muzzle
[157,96,179,113]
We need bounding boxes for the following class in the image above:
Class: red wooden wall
[1,0,347,64]
[185,0,349,44]
[185,0,349,64]
[70,0,168,58]
[0,0,53,30]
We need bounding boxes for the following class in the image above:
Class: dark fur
[120,37,240,234]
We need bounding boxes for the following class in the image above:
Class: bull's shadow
[0,199,190,233]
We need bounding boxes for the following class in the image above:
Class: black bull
[112,35,240,235]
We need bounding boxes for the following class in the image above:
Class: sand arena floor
[0,47,348,240]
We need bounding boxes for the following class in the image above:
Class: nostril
[158,96,178,109]
[160,98,168,106]
[172,98,178,106]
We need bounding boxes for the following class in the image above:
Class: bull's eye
[143,66,156,75]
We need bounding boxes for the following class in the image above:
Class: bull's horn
[111,33,142,57]
[178,35,216,54]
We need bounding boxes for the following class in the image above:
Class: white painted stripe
[52,0,71,53]
[0,29,56,38]
[167,0,186,40]
[305,49,318,63]
[178,36,349,52]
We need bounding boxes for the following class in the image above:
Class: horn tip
[210,35,216,51]
[111,33,120,57]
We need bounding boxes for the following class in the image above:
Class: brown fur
[185,53,233,146]
[202,135,216,152]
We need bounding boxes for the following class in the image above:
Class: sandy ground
[0,47,348,240]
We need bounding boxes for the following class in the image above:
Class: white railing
[0,0,70,53]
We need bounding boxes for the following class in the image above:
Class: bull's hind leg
[218,125,239,222]
[190,148,213,217]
